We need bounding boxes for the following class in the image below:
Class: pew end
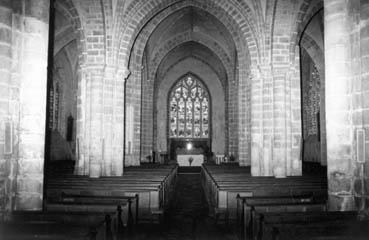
[150,208,164,224]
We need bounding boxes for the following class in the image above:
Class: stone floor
[130,169,237,240]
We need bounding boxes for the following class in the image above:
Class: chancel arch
[155,58,226,165]
[122,3,253,167]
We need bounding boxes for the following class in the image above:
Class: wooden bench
[201,165,327,220]
[47,165,178,222]
[51,192,138,229]
[0,218,98,240]
[255,211,369,240]
[49,165,177,206]
[47,183,163,219]
[236,194,328,240]
[1,210,127,240]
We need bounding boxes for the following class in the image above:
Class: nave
[128,167,236,240]
[1,163,368,240]
[0,165,236,240]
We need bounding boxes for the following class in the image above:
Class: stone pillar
[290,48,303,177]
[124,69,141,166]
[12,0,49,210]
[75,66,90,176]
[0,0,15,212]
[101,66,124,176]
[272,64,288,178]
[320,69,327,166]
[324,0,365,210]
[238,65,250,167]
[250,66,263,176]
[88,68,104,178]
[75,65,125,177]
[250,47,302,177]
[360,0,369,212]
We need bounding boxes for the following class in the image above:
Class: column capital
[117,67,131,81]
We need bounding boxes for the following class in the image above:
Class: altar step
[178,166,201,174]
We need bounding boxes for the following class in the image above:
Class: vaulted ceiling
[145,7,237,86]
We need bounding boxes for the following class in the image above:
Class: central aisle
[133,167,237,240]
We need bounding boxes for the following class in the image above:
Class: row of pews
[1,164,178,239]
[201,164,369,240]
[201,164,327,219]
[1,212,109,240]
[47,164,178,223]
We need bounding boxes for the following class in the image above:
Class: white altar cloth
[177,154,204,166]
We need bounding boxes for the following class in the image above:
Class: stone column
[324,0,358,210]
[250,66,263,176]
[0,0,15,212]
[251,47,302,177]
[360,0,369,212]
[75,66,104,178]
[272,64,288,178]
[88,67,104,178]
[238,65,250,167]
[124,69,141,166]
[75,65,125,177]
[13,0,50,210]
[101,66,124,176]
[75,66,90,176]
[111,68,125,175]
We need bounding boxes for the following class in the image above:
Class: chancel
[0,0,369,239]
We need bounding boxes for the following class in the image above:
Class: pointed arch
[168,73,211,139]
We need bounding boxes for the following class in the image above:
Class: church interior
[0,0,369,239]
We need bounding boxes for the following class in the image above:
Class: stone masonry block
[0,27,11,43]
[329,171,352,193]
[17,178,43,193]
[16,192,42,210]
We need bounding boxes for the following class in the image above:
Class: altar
[169,139,210,166]
[177,154,204,166]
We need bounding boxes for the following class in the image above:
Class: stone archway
[155,59,226,164]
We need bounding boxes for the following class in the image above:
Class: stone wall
[0,0,49,211]
[301,49,322,163]
[360,0,369,213]
[299,6,326,166]
[155,58,226,156]
[50,41,78,161]
[119,0,257,167]
[325,0,369,211]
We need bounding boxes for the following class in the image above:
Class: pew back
[201,165,327,220]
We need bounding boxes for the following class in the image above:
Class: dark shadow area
[129,168,237,240]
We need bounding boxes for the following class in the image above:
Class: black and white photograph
[0,0,368,239]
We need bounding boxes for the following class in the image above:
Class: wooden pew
[201,165,327,220]
[6,211,123,239]
[236,194,327,240]
[254,211,369,240]
[0,211,124,240]
[46,165,178,222]
[48,192,138,228]
[47,182,163,219]
[0,218,96,240]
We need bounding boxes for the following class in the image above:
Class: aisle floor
[131,171,237,240]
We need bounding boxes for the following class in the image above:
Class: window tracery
[169,75,210,138]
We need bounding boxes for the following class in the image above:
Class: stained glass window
[169,75,210,138]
